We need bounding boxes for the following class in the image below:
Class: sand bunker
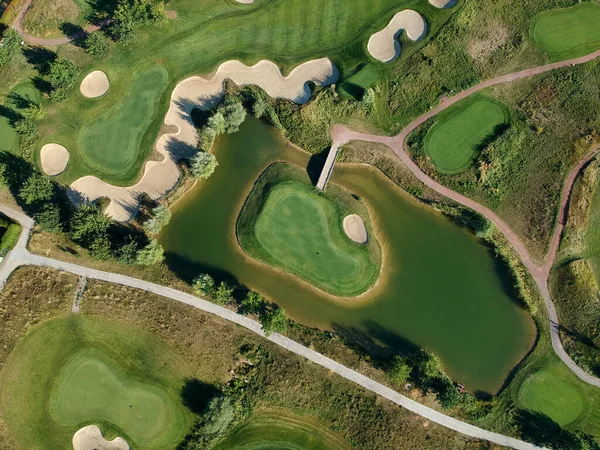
[72,425,129,450]
[68,58,338,221]
[80,71,110,98]
[236,0,255,3]
[429,0,457,8]
[367,10,427,62]
[343,214,368,244]
[40,143,70,176]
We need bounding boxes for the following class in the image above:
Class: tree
[108,0,166,43]
[0,29,21,66]
[135,238,164,265]
[35,204,62,233]
[206,112,226,136]
[69,203,111,246]
[436,377,461,410]
[89,234,112,260]
[23,103,45,121]
[387,356,411,385]
[143,204,172,234]
[49,58,80,89]
[14,118,37,140]
[190,151,218,179]
[18,173,53,204]
[260,305,287,335]
[85,32,109,58]
[423,353,443,379]
[252,97,266,119]
[118,239,139,265]
[216,97,246,134]
[214,281,234,305]
[192,273,215,296]
[241,290,264,314]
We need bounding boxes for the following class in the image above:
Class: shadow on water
[180,378,221,415]
[306,152,326,186]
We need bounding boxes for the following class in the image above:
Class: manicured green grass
[424,95,508,174]
[0,315,192,450]
[0,81,41,154]
[517,366,584,426]
[237,163,380,297]
[213,408,352,450]
[339,63,380,99]
[77,67,168,181]
[531,3,600,61]
[40,0,457,185]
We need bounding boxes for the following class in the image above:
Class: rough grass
[424,95,508,174]
[76,67,169,183]
[21,0,83,38]
[531,3,600,61]
[237,162,381,297]
[0,315,192,450]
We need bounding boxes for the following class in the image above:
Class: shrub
[260,305,287,335]
[214,281,234,305]
[387,356,411,385]
[436,377,462,410]
[89,235,112,260]
[108,0,166,43]
[48,58,80,100]
[192,273,215,296]
[0,223,21,255]
[143,204,172,235]
[69,203,111,246]
[14,118,37,140]
[190,151,218,179]
[0,29,21,66]
[241,290,264,314]
[35,204,62,233]
[18,173,53,204]
[117,240,139,265]
[135,239,164,265]
[23,104,45,121]
[85,32,109,58]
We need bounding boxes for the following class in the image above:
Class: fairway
[517,366,584,426]
[78,67,169,181]
[424,96,507,174]
[238,164,380,297]
[213,408,352,450]
[0,81,41,154]
[531,3,600,61]
[0,315,191,449]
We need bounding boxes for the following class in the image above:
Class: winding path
[0,205,541,450]
[330,49,600,388]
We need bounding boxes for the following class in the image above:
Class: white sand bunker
[72,425,129,450]
[344,214,368,244]
[68,58,338,222]
[367,10,427,62]
[236,0,255,3]
[80,70,110,98]
[40,143,70,176]
[429,0,457,8]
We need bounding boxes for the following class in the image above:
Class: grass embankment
[76,67,168,184]
[531,3,600,61]
[237,162,381,297]
[424,95,508,174]
[0,81,41,154]
[37,0,457,185]
[0,314,192,449]
[0,266,484,450]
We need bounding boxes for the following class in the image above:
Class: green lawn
[77,67,168,182]
[0,81,41,154]
[0,315,192,450]
[237,163,381,297]
[531,3,600,61]
[39,0,457,186]
[424,95,508,174]
[214,408,352,450]
[339,63,380,100]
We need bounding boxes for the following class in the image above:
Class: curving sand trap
[428,0,457,8]
[343,214,368,244]
[80,70,110,98]
[40,143,70,176]
[367,10,427,63]
[68,58,338,222]
[72,425,129,450]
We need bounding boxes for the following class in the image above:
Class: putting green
[531,3,600,61]
[424,96,507,174]
[517,368,584,426]
[78,67,168,181]
[0,82,42,154]
[0,315,191,449]
[213,409,352,450]
[238,164,380,297]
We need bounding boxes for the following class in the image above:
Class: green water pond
[160,117,535,394]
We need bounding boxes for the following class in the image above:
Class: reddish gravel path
[331,48,600,387]
[12,0,102,45]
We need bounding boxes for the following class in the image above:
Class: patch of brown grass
[21,0,80,38]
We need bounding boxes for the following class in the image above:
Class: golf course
[0,315,192,449]
[237,163,381,297]
[0,81,41,153]
[424,95,508,174]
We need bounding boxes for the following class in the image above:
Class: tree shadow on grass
[22,46,56,75]
[59,22,87,47]
[181,378,221,415]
